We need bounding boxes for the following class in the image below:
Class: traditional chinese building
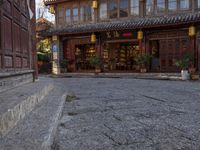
[43,0,200,73]
[0,0,36,92]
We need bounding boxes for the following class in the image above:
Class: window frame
[84,5,92,22]
[168,0,177,13]
[119,0,129,18]
[80,6,85,22]
[57,6,64,25]
[179,0,191,11]
[198,0,200,9]
[146,0,155,16]
[72,7,79,23]
[108,0,119,19]
[65,8,71,24]
[156,0,167,14]
[99,1,108,20]
[130,0,140,17]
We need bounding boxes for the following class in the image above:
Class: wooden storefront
[43,0,200,73]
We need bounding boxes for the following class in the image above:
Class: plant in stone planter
[175,53,193,80]
[89,55,101,73]
[135,53,152,73]
[60,59,68,73]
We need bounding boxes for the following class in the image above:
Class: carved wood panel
[159,37,190,72]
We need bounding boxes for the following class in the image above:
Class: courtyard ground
[52,78,200,150]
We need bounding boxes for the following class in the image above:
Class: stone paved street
[53,78,200,150]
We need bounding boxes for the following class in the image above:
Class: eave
[43,0,74,5]
[40,12,200,37]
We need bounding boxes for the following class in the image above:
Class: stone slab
[0,86,67,150]
[0,77,53,137]
[52,78,200,150]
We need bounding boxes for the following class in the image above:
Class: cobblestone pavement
[53,78,200,150]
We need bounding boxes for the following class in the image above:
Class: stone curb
[49,74,182,81]
[42,92,67,150]
[0,83,54,137]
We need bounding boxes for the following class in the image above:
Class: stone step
[0,77,54,137]
[0,86,67,150]
[50,72,181,80]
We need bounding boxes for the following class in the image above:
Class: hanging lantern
[137,30,143,40]
[91,33,96,43]
[92,0,98,9]
[189,26,196,36]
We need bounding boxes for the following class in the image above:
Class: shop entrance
[75,44,96,71]
[103,42,140,72]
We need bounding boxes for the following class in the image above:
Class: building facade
[44,0,200,73]
[0,0,37,92]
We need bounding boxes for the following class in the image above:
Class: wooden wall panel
[0,0,36,71]
[0,55,1,68]
[16,57,22,68]
[4,56,13,68]
[13,23,21,53]
[2,16,12,52]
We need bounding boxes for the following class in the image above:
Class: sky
[35,0,55,22]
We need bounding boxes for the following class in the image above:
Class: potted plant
[89,55,101,73]
[60,59,68,73]
[175,53,192,80]
[135,53,151,73]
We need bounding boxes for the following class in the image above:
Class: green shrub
[175,53,193,70]
[89,55,101,68]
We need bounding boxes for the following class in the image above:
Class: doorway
[103,42,140,72]
[74,44,96,71]
[149,40,160,71]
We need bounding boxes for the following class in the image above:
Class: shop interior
[103,42,140,72]
[74,44,96,71]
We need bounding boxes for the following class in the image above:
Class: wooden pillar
[197,37,200,72]
[31,0,38,80]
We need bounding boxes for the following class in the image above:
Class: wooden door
[159,38,190,72]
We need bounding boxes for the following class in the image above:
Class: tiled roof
[41,12,200,36]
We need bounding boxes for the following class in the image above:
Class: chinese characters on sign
[105,31,137,39]
[106,31,120,38]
